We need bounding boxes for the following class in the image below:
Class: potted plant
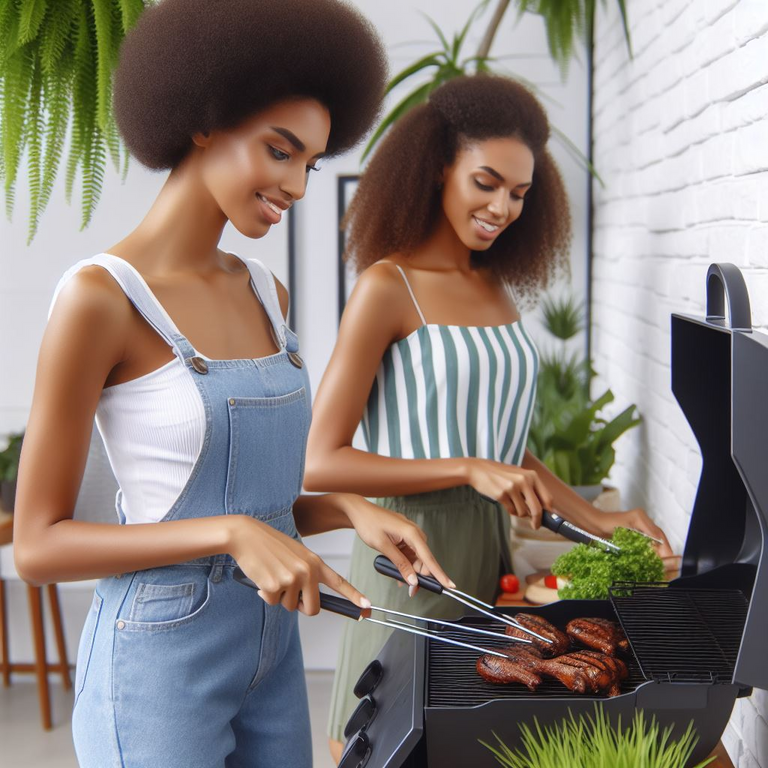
[481,706,716,767]
[0,432,24,512]
[527,293,641,502]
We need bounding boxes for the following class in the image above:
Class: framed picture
[337,174,359,322]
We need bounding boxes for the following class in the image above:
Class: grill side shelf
[609,582,749,685]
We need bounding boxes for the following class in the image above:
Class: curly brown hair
[345,75,571,295]
[113,0,387,169]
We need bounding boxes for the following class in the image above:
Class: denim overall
[71,254,313,767]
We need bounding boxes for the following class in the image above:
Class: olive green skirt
[327,485,512,742]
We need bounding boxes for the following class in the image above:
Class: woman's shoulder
[49,257,133,330]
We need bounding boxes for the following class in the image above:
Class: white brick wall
[592,1,768,765]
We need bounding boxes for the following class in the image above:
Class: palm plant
[0,0,148,243]
[363,0,632,169]
[527,294,641,487]
[480,707,715,768]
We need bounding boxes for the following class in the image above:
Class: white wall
[591,0,768,765]
[0,1,587,671]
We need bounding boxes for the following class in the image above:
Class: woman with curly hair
[303,74,675,756]
[11,1,453,765]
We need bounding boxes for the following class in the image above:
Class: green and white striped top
[361,265,539,466]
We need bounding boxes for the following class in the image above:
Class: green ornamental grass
[480,706,716,768]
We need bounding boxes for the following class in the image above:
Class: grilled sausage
[566,618,625,655]
[500,647,589,694]
[476,654,542,690]
[505,613,570,656]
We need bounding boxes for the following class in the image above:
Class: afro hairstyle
[113,0,387,169]
[344,74,571,296]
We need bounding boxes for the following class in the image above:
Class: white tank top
[49,253,283,525]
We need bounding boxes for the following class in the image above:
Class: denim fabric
[71,254,313,768]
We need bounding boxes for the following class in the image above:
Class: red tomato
[544,574,559,590]
[499,574,520,593]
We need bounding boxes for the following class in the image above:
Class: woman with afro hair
[12,1,453,766]
[303,74,676,755]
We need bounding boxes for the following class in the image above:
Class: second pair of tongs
[232,567,531,660]
[373,556,553,645]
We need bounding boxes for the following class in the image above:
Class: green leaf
[26,58,44,243]
[38,70,71,219]
[418,11,450,53]
[550,124,605,187]
[118,0,145,33]
[595,404,641,451]
[17,0,47,44]
[361,79,436,162]
[452,0,490,62]
[92,0,119,132]
[385,52,442,95]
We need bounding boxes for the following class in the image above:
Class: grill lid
[671,263,767,689]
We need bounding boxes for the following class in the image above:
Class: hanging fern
[0,0,148,244]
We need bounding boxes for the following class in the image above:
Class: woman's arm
[521,449,675,559]
[12,269,368,614]
[304,265,552,518]
[304,264,467,494]
[293,493,454,588]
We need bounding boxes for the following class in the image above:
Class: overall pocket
[121,571,211,632]
[74,591,103,704]
[226,388,310,518]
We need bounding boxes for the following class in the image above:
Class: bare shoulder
[352,258,410,308]
[46,265,131,361]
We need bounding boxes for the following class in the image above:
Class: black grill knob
[343,695,376,740]
[353,659,383,699]
[338,728,371,768]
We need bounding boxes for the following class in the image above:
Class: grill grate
[609,583,749,684]
[425,617,646,708]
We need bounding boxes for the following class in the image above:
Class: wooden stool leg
[47,584,71,690]
[27,585,52,730]
[0,577,9,687]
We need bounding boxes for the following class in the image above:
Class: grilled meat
[505,613,570,656]
[500,647,589,693]
[556,652,615,694]
[476,654,542,690]
[566,618,629,656]
[564,650,628,697]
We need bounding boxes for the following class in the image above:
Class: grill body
[341,264,767,768]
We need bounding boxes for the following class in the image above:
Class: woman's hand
[228,516,369,616]
[465,459,554,527]
[342,497,455,591]
[589,508,678,562]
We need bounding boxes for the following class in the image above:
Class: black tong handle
[541,509,595,546]
[373,555,444,594]
[232,566,362,620]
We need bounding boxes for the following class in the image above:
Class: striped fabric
[361,321,539,466]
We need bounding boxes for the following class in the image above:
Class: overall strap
[51,254,197,362]
[379,261,427,326]
[232,255,292,350]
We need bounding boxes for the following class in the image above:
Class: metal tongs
[372,556,552,645]
[540,510,621,554]
[232,567,535,660]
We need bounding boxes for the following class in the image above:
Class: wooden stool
[0,509,72,730]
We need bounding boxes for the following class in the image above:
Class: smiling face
[440,136,534,251]
[191,98,330,238]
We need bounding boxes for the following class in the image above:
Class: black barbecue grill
[339,263,768,768]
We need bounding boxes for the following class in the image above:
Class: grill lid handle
[706,263,752,331]
[374,555,444,594]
